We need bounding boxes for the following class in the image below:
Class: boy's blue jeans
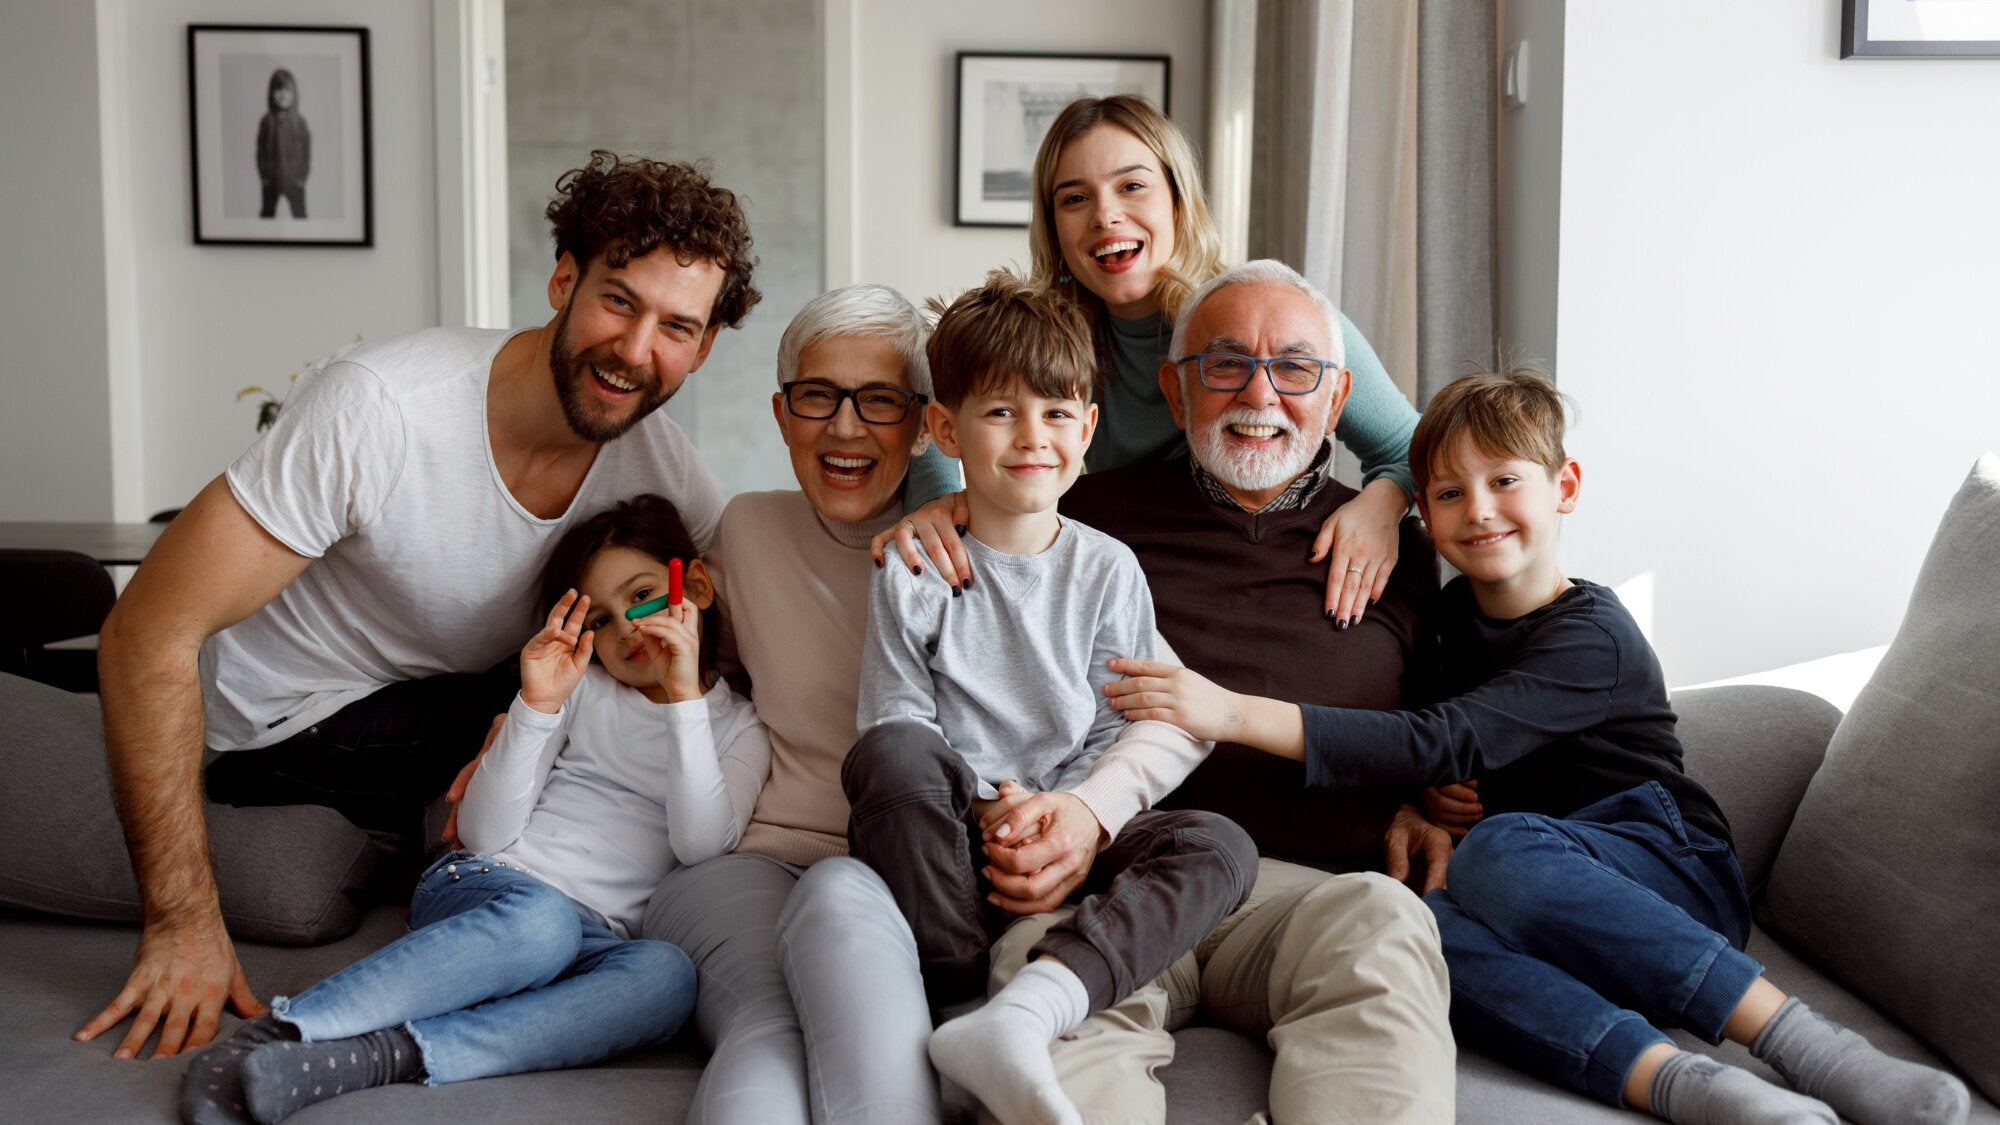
[270,852,695,1084]
[1426,782,1764,1107]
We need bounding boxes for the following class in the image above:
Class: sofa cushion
[1670,685,1839,897]
[1762,453,2000,1101]
[0,672,391,945]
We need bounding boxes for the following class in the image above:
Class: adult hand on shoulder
[869,493,973,589]
[440,712,508,849]
[982,791,1104,916]
[1421,780,1483,839]
[1311,478,1408,629]
[75,913,263,1059]
[1383,802,1453,895]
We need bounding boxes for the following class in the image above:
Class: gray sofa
[3,681,1990,1123]
[10,456,1998,1122]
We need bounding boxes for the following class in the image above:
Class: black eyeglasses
[1174,353,1336,396]
[780,380,929,425]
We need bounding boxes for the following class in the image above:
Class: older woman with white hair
[638,284,943,1124]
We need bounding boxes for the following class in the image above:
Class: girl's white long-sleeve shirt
[456,665,771,936]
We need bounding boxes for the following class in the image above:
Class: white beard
[1190,405,1322,494]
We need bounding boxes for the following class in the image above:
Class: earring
[1057,262,1073,285]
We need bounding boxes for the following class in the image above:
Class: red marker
[623,558,687,621]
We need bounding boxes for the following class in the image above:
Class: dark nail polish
[1335,619,1348,631]
[1324,608,1336,619]
[911,564,923,576]
[955,523,968,536]
[951,584,962,598]
[962,573,974,589]
[1349,615,1361,627]
[874,557,883,569]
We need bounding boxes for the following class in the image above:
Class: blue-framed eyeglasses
[1174,353,1336,396]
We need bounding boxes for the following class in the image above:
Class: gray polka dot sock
[1649,1051,1837,1125]
[179,1013,295,1125]
[239,1026,422,1125]
[1751,998,1971,1125]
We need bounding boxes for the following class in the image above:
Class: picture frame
[1843,0,2000,58]
[188,24,373,246]
[954,52,1171,228]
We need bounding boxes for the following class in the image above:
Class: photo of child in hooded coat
[257,67,310,219]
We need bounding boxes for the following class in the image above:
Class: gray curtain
[1417,0,1498,405]
[1239,0,1495,411]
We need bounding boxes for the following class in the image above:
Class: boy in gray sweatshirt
[846,270,1257,1125]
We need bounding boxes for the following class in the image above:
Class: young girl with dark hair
[181,494,769,1125]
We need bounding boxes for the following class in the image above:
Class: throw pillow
[1762,453,2000,1101]
[0,672,391,945]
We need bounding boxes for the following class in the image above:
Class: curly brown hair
[544,150,761,329]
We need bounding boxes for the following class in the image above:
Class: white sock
[927,959,1089,1125]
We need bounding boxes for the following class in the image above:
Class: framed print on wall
[188,24,374,245]
[1843,0,2000,58]
[954,52,1171,227]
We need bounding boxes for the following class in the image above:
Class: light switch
[1503,40,1530,109]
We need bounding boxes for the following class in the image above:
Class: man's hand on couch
[75,911,264,1059]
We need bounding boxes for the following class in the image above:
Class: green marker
[624,593,672,621]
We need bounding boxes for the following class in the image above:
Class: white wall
[98,0,437,518]
[842,0,1209,307]
[0,2,114,520]
[1549,1,2000,684]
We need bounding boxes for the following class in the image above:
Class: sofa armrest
[1669,685,1841,897]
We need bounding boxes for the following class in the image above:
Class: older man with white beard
[992,259,1458,1124]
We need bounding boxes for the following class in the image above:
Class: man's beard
[1188,401,1322,495]
[548,300,675,442]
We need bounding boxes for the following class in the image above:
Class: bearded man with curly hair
[63,152,762,1062]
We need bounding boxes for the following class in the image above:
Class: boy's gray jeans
[842,720,1259,1012]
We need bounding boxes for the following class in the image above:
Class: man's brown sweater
[1062,454,1437,869]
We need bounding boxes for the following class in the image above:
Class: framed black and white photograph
[188,24,373,246]
[1843,0,2000,58]
[954,52,1170,228]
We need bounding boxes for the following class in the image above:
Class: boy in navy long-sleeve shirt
[1105,370,1968,1125]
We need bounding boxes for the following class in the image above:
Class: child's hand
[974,780,1038,838]
[1421,780,1483,839]
[633,600,704,703]
[1102,657,1245,742]
[520,590,594,713]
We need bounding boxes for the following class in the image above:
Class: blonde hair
[1410,365,1569,496]
[1028,95,1224,332]
[926,269,1095,409]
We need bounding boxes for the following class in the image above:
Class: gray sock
[179,1014,296,1125]
[239,1026,422,1124]
[928,959,1087,1125]
[1751,998,1970,1125]
[1649,1051,1837,1125]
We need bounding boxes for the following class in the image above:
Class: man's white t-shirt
[201,327,724,752]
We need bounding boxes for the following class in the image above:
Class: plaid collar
[1189,440,1335,514]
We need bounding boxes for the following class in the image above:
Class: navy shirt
[1301,578,1732,845]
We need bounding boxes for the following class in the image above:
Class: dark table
[0,521,168,567]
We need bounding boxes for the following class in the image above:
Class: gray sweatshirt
[858,517,1202,835]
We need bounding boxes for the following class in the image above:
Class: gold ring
[904,520,916,532]
[1346,567,1363,574]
